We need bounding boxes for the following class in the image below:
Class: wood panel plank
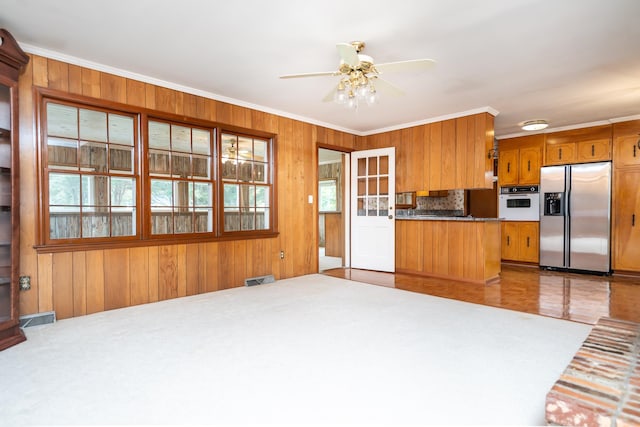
[37,253,53,313]
[218,241,235,289]
[68,64,82,95]
[233,240,247,288]
[81,67,101,98]
[145,83,156,110]
[447,222,464,279]
[422,221,434,273]
[177,244,187,297]
[432,221,449,276]
[185,244,200,296]
[462,222,478,281]
[100,73,127,103]
[72,251,86,317]
[441,119,456,190]
[31,55,49,87]
[197,242,207,294]
[182,93,198,118]
[205,242,220,292]
[129,246,149,306]
[148,246,159,302]
[52,252,73,320]
[126,79,146,108]
[103,248,130,310]
[429,122,442,191]
[85,250,105,314]
[158,245,178,300]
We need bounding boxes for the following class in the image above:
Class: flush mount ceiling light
[521,120,549,131]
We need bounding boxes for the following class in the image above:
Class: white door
[350,147,395,272]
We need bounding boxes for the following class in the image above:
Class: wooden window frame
[34,89,278,253]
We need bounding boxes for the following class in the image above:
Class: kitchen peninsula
[396,216,501,284]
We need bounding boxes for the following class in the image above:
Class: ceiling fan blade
[336,43,359,67]
[375,59,436,73]
[372,77,405,97]
[280,71,338,79]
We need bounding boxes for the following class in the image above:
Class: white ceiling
[1,0,639,138]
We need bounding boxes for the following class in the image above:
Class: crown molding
[498,114,640,140]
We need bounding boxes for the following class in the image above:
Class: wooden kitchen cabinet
[545,142,577,165]
[498,134,543,186]
[613,134,640,167]
[501,221,539,263]
[576,139,611,163]
[612,168,640,272]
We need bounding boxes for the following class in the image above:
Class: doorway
[318,148,350,272]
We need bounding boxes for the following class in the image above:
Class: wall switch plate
[308,195,313,204]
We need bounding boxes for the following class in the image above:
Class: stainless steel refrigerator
[539,161,612,273]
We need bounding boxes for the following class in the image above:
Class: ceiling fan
[280,41,436,108]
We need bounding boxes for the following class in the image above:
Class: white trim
[22,42,501,138]
[360,106,500,136]
[498,114,640,140]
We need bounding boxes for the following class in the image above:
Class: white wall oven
[499,185,539,221]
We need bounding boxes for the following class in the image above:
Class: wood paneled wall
[18,55,358,319]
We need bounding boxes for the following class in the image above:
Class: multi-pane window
[39,95,276,247]
[148,120,214,235]
[44,101,137,241]
[221,133,271,232]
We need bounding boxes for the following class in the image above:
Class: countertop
[396,215,500,222]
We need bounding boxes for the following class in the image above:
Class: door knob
[388,215,393,219]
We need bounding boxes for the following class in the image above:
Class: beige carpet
[0,274,591,425]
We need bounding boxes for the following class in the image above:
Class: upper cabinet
[497,134,543,186]
[544,125,612,166]
[363,112,495,192]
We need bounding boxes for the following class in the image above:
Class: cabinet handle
[507,162,510,173]
[634,145,637,158]
[527,160,531,171]
[527,236,530,247]
[507,236,510,246]
[633,214,636,227]
[559,148,562,160]
[591,144,595,156]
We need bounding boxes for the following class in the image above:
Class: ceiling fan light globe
[356,84,369,99]
[366,89,378,105]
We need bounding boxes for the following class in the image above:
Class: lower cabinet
[501,221,539,263]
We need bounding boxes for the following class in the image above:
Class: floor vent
[20,311,56,328]
[244,275,275,287]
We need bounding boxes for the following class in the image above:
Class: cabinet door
[501,221,519,260]
[546,142,576,165]
[518,222,539,263]
[498,149,518,186]
[613,135,640,168]
[577,139,611,163]
[518,147,541,184]
[613,169,640,271]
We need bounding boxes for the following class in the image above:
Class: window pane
[151,179,173,207]
[174,211,192,234]
[50,210,80,239]
[82,175,109,207]
[240,184,254,208]
[47,103,78,139]
[172,153,190,178]
[111,177,135,206]
[108,114,134,145]
[222,159,237,180]
[82,210,110,238]
[48,137,78,169]
[173,181,192,207]
[221,134,237,159]
[241,208,255,230]
[149,121,170,149]
[195,209,213,232]
[192,155,210,179]
[253,163,267,183]
[319,180,337,211]
[49,173,80,205]
[193,182,211,207]
[79,141,107,172]
[238,161,252,182]
[149,150,170,176]
[238,137,253,161]
[109,146,133,173]
[224,184,239,207]
[254,139,267,162]
[256,208,269,230]
[151,212,173,234]
[79,109,107,142]
[255,186,269,208]
[171,125,191,153]
[224,212,239,232]
[112,208,135,236]
[192,129,210,155]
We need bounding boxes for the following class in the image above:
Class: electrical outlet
[19,275,31,291]
[280,250,285,259]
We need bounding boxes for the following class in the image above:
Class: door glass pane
[357,198,365,216]
[357,158,366,177]
[357,178,366,196]
[380,197,389,216]
[379,177,389,195]
[367,197,378,216]
[368,157,378,175]
[379,156,389,174]
[368,177,377,196]
[79,109,107,142]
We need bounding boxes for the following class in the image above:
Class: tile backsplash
[417,190,465,210]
